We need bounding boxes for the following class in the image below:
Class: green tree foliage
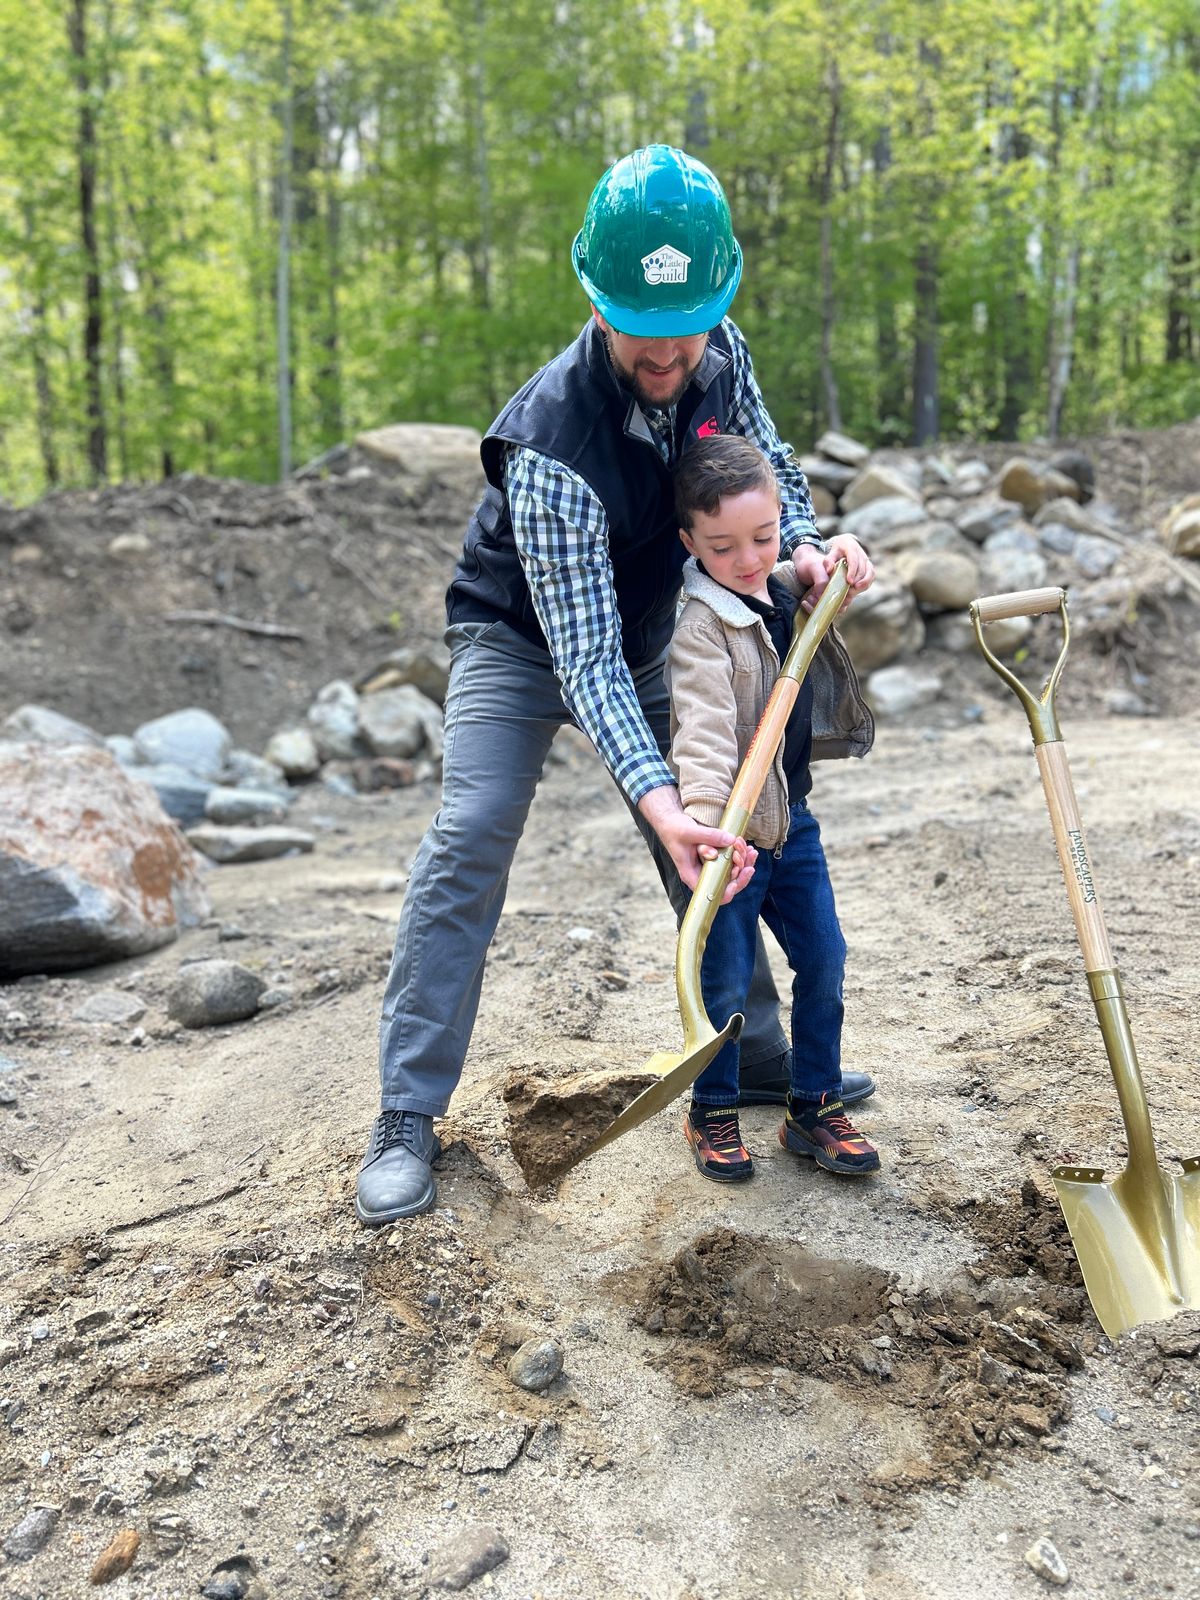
[0,0,1195,500]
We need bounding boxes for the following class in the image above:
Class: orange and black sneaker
[780,1092,880,1176]
[683,1104,753,1183]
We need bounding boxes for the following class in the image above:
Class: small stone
[167,959,265,1028]
[72,989,146,1026]
[1024,1537,1069,1586]
[90,1527,141,1584]
[4,1504,60,1560]
[30,1320,50,1341]
[428,1525,510,1591]
[507,1337,564,1393]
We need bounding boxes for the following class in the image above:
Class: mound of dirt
[628,1227,1086,1500]
[502,1069,656,1188]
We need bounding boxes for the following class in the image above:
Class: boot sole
[739,1079,876,1109]
[780,1123,880,1177]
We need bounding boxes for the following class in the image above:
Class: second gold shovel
[971,585,1200,1338]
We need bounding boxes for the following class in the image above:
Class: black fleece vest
[446,320,735,665]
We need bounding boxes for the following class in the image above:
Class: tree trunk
[913,239,939,443]
[817,58,842,433]
[67,0,107,482]
[1047,59,1103,440]
[276,0,295,479]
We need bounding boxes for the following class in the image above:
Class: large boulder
[798,454,858,497]
[307,680,363,761]
[839,496,928,547]
[358,685,445,760]
[813,430,870,468]
[354,423,485,502]
[133,708,232,780]
[955,495,1024,545]
[0,744,209,976]
[836,579,925,673]
[264,727,321,779]
[865,664,943,717]
[840,464,922,514]
[892,549,980,612]
[998,457,1081,515]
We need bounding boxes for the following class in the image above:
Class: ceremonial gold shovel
[557,563,852,1175]
[971,585,1200,1338]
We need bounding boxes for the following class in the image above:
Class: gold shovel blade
[556,1013,744,1175]
[1053,1158,1200,1339]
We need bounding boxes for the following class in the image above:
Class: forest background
[1,0,1197,505]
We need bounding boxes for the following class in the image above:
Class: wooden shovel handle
[974,586,1065,623]
[1034,741,1114,972]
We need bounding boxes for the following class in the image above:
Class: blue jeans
[693,801,846,1108]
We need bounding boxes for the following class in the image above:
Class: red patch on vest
[695,416,720,438]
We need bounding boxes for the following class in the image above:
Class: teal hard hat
[572,145,742,337]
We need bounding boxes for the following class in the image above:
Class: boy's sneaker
[683,1105,753,1183]
[779,1092,880,1176]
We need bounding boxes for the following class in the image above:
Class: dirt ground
[2,425,1200,1599]
[3,698,1200,1600]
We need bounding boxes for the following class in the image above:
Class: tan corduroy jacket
[665,558,874,851]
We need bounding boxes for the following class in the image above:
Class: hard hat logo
[642,245,690,286]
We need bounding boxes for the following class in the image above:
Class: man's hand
[637,785,756,903]
[792,535,875,612]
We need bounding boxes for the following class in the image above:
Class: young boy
[666,433,878,1183]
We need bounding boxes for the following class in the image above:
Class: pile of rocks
[799,431,1190,717]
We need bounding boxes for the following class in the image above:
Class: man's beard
[602,332,705,409]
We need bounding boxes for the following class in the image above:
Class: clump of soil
[945,1177,1086,1288]
[629,1228,1085,1500]
[502,1068,655,1188]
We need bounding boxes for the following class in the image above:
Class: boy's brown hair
[674,434,779,531]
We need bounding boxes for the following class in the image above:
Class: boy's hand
[793,535,875,612]
[637,787,757,902]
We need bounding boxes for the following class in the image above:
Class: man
[356,144,877,1224]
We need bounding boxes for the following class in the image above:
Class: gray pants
[378,621,788,1115]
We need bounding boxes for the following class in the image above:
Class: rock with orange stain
[0,743,209,976]
[90,1527,141,1585]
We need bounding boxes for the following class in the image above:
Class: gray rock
[865,665,943,718]
[2,705,104,748]
[839,495,928,545]
[307,680,363,761]
[72,989,146,1026]
[167,960,265,1028]
[983,524,1040,556]
[104,734,143,766]
[980,545,1048,594]
[814,429,869,467]
[1024,1536,1069,1586]
[1049,448,1096,503]
[4,1504,60,1560]
[841,464,921,514]
[955,496,1023,544]
[203,786,289,826]
[133,708,232,779]
[1106,689,1157,718]
[263,727,320,779]
[257,987,293,1010]
[129,763,214,826]
[797,454,857,496]
[185,825,315,864]
[1073,533,1120,577]
[428,1525,510,1591]
[976,614,1031,657]
[1032,496,1109,536]
[220,750,289,794]
[924,613,977,654]
[359,685,445,760]
[507,1337,564,1392]
[892,549,980,611]
[835,578,925,673]
[1036,522,1079,556]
